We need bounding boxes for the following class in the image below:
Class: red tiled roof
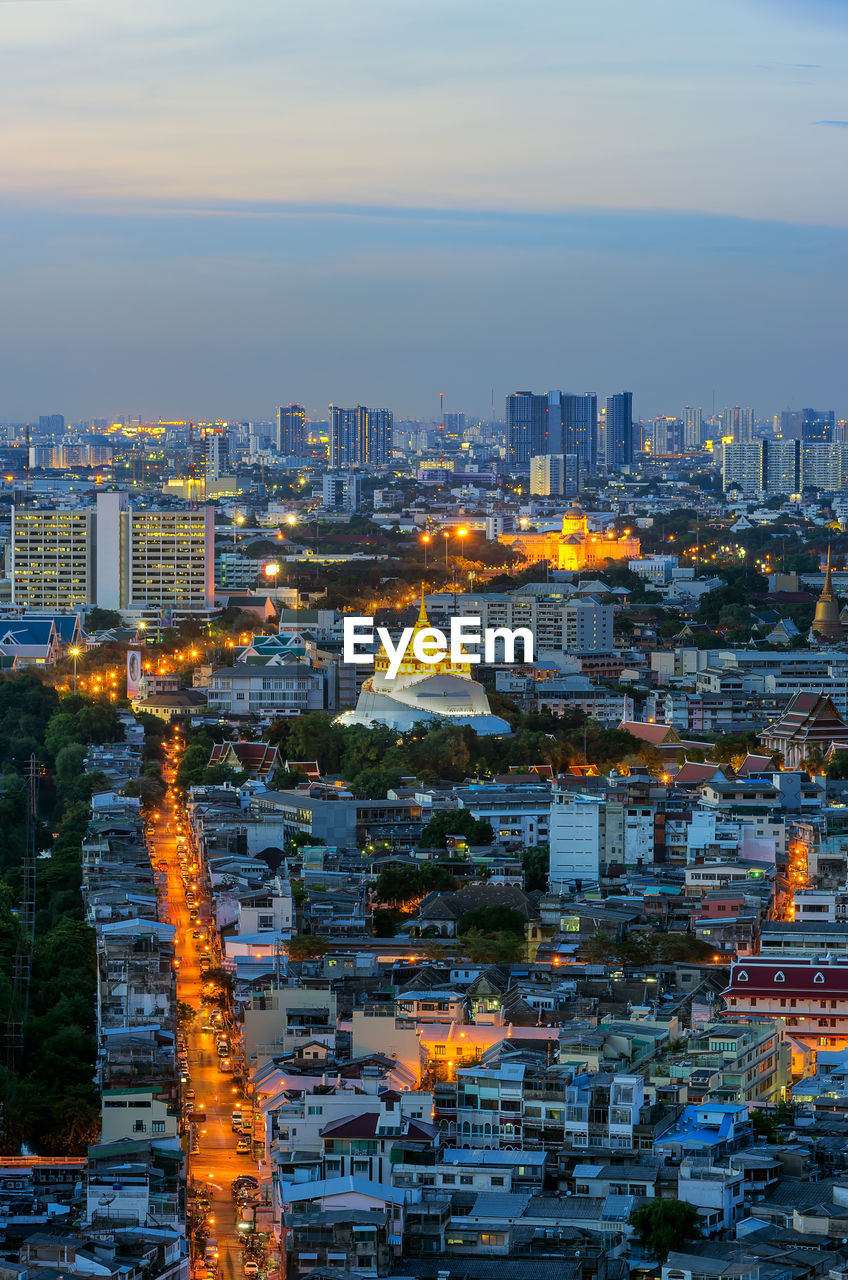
[761,692,848,745]
[724,961,848,997]
[673,762,725,786]
[735,754,775,776]
[208,741,281,776]
[619,721,681,746]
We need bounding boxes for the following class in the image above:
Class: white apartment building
[549,792,603,886]
[206,664,325,717]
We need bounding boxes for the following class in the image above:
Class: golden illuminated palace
[499,504,640,571]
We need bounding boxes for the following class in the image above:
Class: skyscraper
[683,406,702,450]
[802,408,835,444]
[546,392,597,472]
[38,414,65,438]
[723,406,754,442]
[329,405,393,468]
[651,417,683,456]
[506,392,548,467]
[604,392,633,470]
[276,404,308,455]
[203,431,229,482]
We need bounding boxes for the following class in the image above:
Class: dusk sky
[3,0,848,422]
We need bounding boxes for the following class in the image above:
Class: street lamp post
[69,646,81,694]
[264,561,280,595]
[421,533,430,570]
[443,531,450,569]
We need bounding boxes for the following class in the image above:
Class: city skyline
[2,0,848,418]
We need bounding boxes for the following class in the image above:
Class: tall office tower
[506,392,548,467]
[683,406,703,450]
[276,404,307,455]
[764,439,800,495]
[802,408,835,443]
[651,417,683,455]
[723,406,754,442]
[546,392,597,472]
[38,414,65,438]
[530,453,579,497]
[779,409,803,439]
[722,441,764,496]
[329,405,393,468]
[203,431,229,482]
[604,392,633,470]
[11,507,95,608]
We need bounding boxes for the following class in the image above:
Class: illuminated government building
[337,598,512,736]
[11,491,214,615]
[498,504,640,571]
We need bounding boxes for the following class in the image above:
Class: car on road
[231,1110,242,1130]
[184,1087,196,1101]
[243,1263,259,1278]
[235,1138,252,1154]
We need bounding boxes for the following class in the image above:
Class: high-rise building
[12,493,215,613]
[800,442,848,492]
[442,412,465,442]
[38,414,65,438]
[11,507,94,608]
[723,406,755,443]
[506,392,548,467]
[529,453,579,498]
[683,406,703,450]
[329,405,393,469]
[779,409,803,440]
[651,417,683,456]
[322,472,361,512]
[764,439,800,496]
[546,392,597,472]
[722,441,763,497]
[203,431,229,482]
[604,392,633,471]
[276,404,308,455]
[802,408,835,443]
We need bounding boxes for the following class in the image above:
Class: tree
[521,846,548,892]
[420,810,494,848]
[285,934,328,960]
[629,1199,702,1261]
[372,910,397,937]
[827,750,848,780]
[457,905,526,938]
[86,608,124,630]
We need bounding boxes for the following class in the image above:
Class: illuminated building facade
[276,404,308,455]
[11,493,214,614]
[11,508,94,609]
[498,504,640,571]
[329,404,393,468]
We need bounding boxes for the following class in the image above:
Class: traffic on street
[148,733,268,1280]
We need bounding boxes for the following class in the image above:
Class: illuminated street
[149,740,261,1280]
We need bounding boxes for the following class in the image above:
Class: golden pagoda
[812,545,845,641]
[372,591,473,680]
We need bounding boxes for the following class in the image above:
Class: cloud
[815,119,848,127]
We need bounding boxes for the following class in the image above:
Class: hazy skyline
[3,0,848,420]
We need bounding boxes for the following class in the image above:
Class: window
[491,1176,504,1187]
[133,1120,145,1132]
[152,1120,165,1134]
[460,1176,473,1186]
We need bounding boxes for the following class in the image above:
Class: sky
[2,0,848,423]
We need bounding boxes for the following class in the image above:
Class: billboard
[127,650,142,698]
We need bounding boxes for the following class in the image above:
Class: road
[148,741,262,1280]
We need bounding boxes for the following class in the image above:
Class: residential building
[11,507,95,608]
[605,392,633,471]
[329,404,393,468]
[277,404,308,455]
[205,664,325,717]
[507,392,548,467]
